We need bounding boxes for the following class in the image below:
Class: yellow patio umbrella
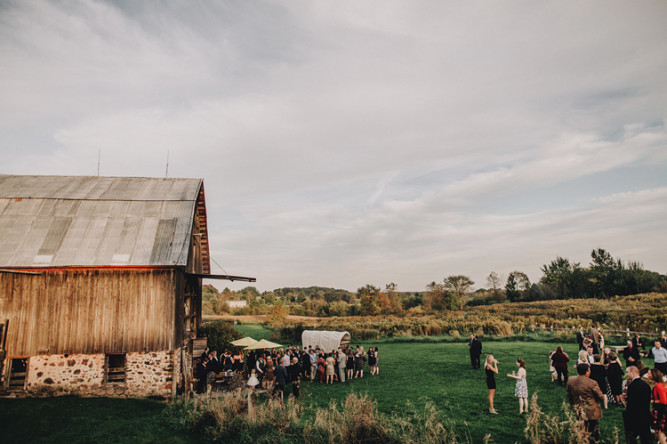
[231,336,257,347]
[245,339,283,350]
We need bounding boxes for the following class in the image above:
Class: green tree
[198,320,241,352]
[505,271,531,302]
[358,284,381,316]
[444,275,475,309]
[540,257,586,299]
[590,248,621,298]
[424,281,459,311]
[329,300,349,317]
[385,282,404,315]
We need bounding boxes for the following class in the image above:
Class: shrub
[198,320,242,353]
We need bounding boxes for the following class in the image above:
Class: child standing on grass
[508,358,528,414]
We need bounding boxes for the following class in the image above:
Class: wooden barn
[0,175,253,397]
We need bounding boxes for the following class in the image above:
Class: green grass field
[297,340,625,442]
[0,324,628,443]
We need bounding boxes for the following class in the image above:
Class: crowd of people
[474,328,667,444]
[194,344,379,401]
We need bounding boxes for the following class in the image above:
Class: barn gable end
[0,175,217,398]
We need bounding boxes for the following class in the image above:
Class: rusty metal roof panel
[0,175,203,268]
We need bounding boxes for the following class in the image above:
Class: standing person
[551,346,570,386]
[653,341,667,375]
[200,346,210,362]
[469,335,483,369]
[651,369,667,444]
[589,355,609,409]
[273,360,288,402]
[300,350,311,380]
[346,349,354,380]
[368,347,377,375]
[264,355,275,390]
[607,352,625,407]
[577,327,586,351]
[325,353,336,384]
[507,358,528,414]
[624,340,641,370]
[485,355,499,414]
[567,363,605,444]
[317,353,326,383]
[590,326,601,352]
[337,349,347,382]
[195,356,209,394]
[624,366,652,444]
[309,349,317,381]
[373,347,379,375]
[661,331,667,349]
[354,348,364,378]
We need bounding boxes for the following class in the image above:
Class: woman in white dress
[507,358,528,414]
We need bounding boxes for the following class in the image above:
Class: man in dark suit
[469,334,482,369]
[273,356,288,402]
[624,366,652,444]
[577,327,586,351]
[623,341,641,369]
[567,363,605,443]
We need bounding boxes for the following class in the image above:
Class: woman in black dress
[346,350,354,380]
[606,352,625,407]
[485,354,499,414]
[589,354,608,408]
[368,347,377,375]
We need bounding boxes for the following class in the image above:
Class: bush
[198,320,242,353]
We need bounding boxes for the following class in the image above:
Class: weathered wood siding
[0,268,179,357]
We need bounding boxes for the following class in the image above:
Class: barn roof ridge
[0,174,208,270]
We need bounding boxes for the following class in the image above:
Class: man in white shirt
[281,350,291,367]
[652,341,667,375]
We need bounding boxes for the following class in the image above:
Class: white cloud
[1,0,666,291]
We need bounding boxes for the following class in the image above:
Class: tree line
[203,248,666,316]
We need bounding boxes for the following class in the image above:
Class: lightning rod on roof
[165,150,170,178]
[97,149,101,176]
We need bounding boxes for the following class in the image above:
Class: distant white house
[227,300,247,309]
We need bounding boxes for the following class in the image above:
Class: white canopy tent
[301,330,351,353]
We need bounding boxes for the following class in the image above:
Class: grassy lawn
[233,323,275,341]
[0,396,197,444]
[297,340,625,443]
[0,332,627,443]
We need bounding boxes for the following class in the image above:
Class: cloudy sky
[2,1,666,292]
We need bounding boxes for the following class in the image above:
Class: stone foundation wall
[24,351,176,398]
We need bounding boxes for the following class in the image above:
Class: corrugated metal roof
[0,175,204,268]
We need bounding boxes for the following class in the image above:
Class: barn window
[7,358,28,390]
[105,354,126,384]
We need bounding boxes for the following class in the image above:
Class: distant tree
[358,284,381,316]
[540,257,586,299]
[486,272,503,298]
[505,271,531,302]
[589,248,621,298]
[377,292,392,314]
[424,281,459,311]
[385,282,404,315]
[328,300,349,317]
[267,303,288,324]
[444,275,475,309]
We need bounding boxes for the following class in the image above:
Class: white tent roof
[301,330,351,353]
